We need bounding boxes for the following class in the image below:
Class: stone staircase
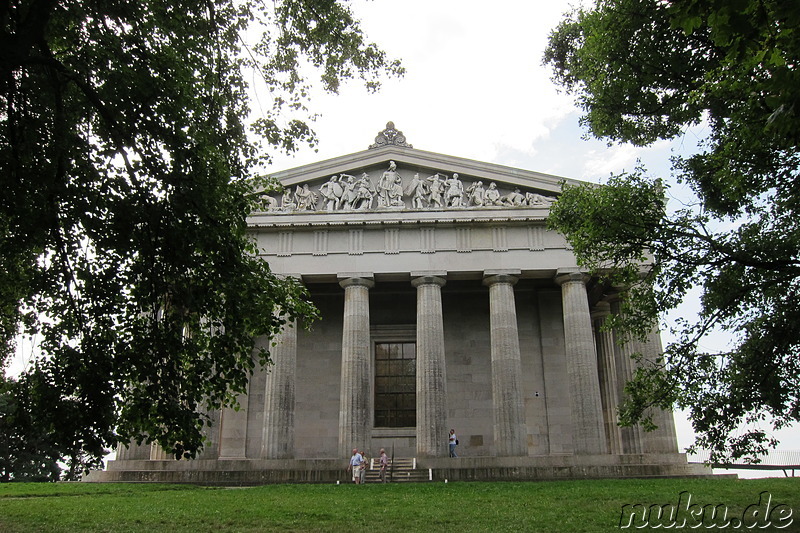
[363,457,429,483]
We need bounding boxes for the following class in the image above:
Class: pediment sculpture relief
[258,161,556,213]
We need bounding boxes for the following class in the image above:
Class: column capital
[554,269,590,286]
[600,289,623,302]
[591,301,612,320]
[411,275,446,288]
[482,273,519,287]
[338,276,375,290]
[276,273,303,280]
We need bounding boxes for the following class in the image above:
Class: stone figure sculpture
[445,173,465,207]
[377,161,399,207]
[406,173,429,209]
[281,189,296,211]
[340,174,359,210]
[502,187,526,207]
[295,184,317,210]
[319,175,344,211]
[266,167,553,215]
[353,173,375,210]
[426,173,445,208]
[484,182,502,206]
[466,180,485,207]
[387,176,405,207]
[525,192,557,207]
[258,194,279,211]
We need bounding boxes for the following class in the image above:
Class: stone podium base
[417,453,712,482]
[83,453,712,485]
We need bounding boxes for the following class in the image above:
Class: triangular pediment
[253,126,584,217]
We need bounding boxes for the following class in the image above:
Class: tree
[1,0,402,476]
[0,375,61,482]
[544,0,800,462]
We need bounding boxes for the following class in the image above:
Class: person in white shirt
[347,448,364,484]
[449,429,458,457]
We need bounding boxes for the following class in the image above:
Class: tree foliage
[1,0,401,477]
[0,375,60,481]
[545,0,800,461]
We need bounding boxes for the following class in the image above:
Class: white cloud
[581,139,676,181]
[265,1,580,171]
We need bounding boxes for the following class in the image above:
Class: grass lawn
[0,477,797,532]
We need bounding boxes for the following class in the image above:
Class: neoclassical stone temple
[92,123,708,483]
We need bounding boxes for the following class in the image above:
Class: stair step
[358,457,429,483]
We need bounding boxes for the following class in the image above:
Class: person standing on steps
[449,429,459,457]
[359,450,367,484]
[379,448,389,483]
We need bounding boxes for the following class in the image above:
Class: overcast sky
[263,1,702,183]
[257,1,798,465]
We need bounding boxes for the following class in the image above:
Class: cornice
[267,145,580,193]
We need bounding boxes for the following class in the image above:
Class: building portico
[91,124,709,483]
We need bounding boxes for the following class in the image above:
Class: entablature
[248,206,548,230]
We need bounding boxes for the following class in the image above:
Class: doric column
[218,390,249,459]
[609,296,644,454]
[149,443,172,460]
[196,409,221,460]
[592,301,623,455]
[115,440,151,461]
[640,328,679,454]
[338,275,374,458]
[483,272,528,457]
[262,318,298,459]
[555,269,608,455]
[411,273,448,457]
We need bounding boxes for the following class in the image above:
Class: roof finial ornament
[369,121,413,149]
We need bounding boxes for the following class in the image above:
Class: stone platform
[83,453,712,485]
